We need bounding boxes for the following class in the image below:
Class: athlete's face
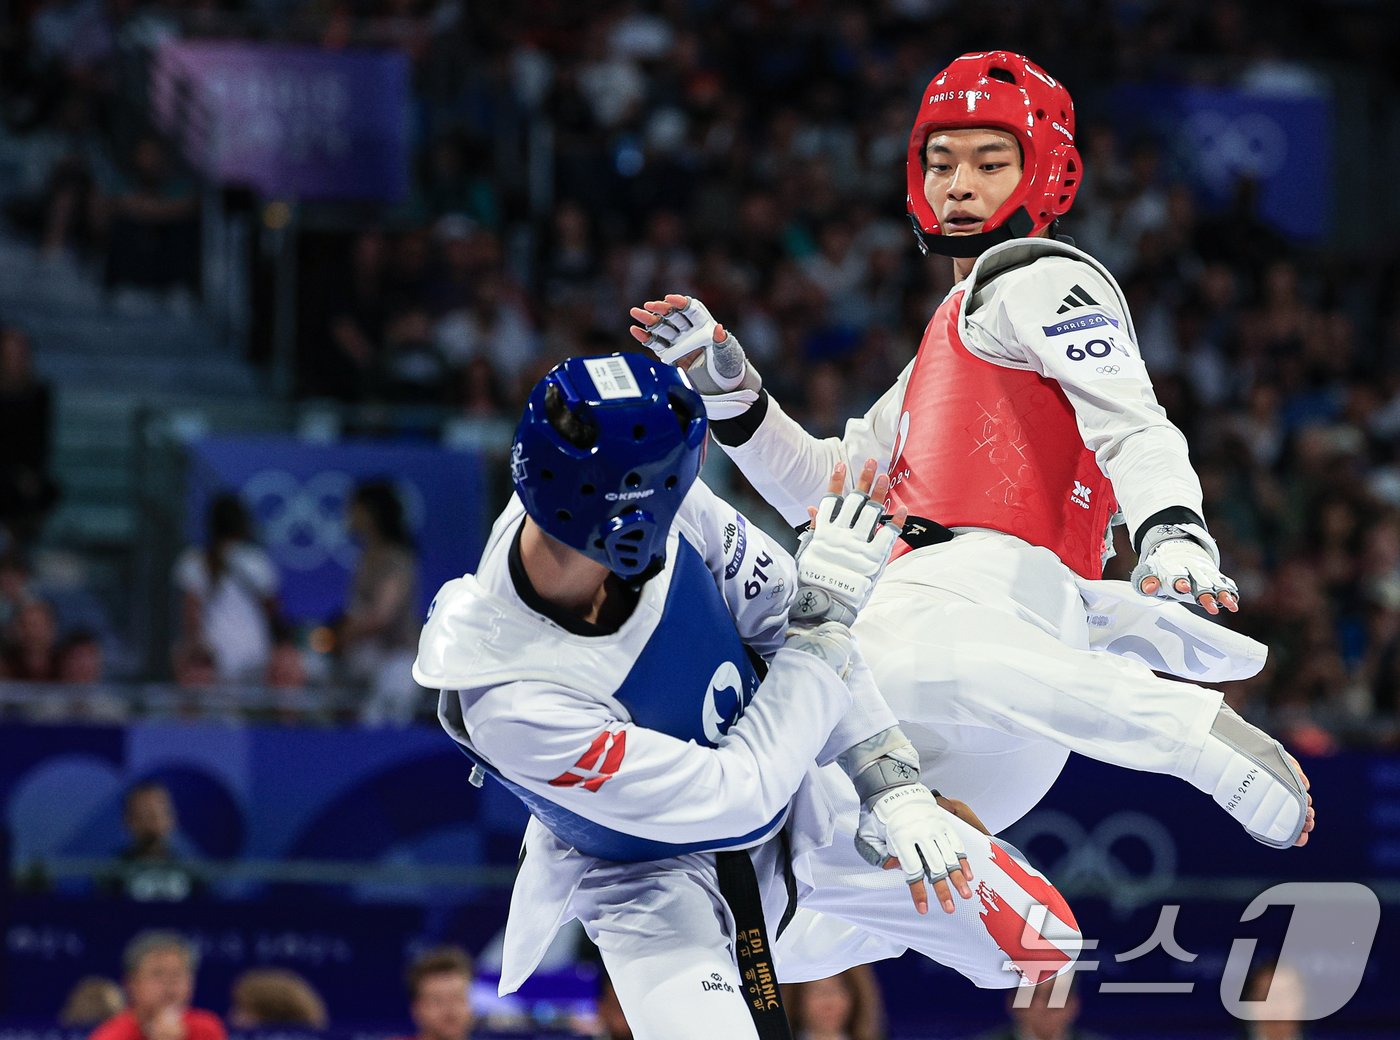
[922,128,1023,236]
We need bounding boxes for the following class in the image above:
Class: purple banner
[153,42,409,201]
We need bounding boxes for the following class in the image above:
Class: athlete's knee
[971,839,1083,988]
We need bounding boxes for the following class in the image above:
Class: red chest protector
[886,290,1118,579]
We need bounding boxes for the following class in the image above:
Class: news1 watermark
[1005,882,1382,1020]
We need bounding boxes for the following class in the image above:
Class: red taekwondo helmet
[906,51,1082,258]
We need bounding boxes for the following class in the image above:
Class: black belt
[715,841,794,1040]
[896,513,956,551]
[799,513,954,552]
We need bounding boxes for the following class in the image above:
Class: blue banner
[1109,83,1331,240]
[0,723,527,880]
[2,722,1392,1034]
[183,436,487,624]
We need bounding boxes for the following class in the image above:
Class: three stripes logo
[1056,284,1100,314]
[549,728,627,791]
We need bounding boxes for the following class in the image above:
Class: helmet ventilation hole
[540,468,554,480]
[625,472,641,488]
[665,475,678,489]
[633,424,647,441]
[556,509,572,522]
[581,483,595,495]
[1035,108,1046,120]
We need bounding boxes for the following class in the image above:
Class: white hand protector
[854,783,969,890]
[790,492,901,627]
[781,620,855,680]
[639,297,762,421]
[1130,522,1239,605]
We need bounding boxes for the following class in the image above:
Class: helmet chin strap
[909,207,1035,258]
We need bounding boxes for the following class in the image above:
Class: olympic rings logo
[1003,809,1178,914]
[241,470,426,571]
[1096,365,1121,375]
[1181,111,1288,191]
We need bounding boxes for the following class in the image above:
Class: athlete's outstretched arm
[631,294,908,527]
[978,258,1236,612]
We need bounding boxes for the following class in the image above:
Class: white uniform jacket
[726,237,1202,539]
[414,480,900,994]
[719,236,1265,685]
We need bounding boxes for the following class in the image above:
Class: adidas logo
[1056,284,1100,314]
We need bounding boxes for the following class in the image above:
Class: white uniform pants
[580,786,1082,1040]
[854,531,1224,834]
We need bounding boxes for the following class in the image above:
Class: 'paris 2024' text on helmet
[512,352,707,583]
[906,50,1082,258]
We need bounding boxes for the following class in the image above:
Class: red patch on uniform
[988,840,1079,931]
[976,882,1069,986]
[548,729,627,791]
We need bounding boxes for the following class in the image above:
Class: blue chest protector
[462,535,784,862]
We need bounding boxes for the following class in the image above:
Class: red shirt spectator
[90,932,226,1040]
[90,1007,225,1040]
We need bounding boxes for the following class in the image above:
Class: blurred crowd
[58,932,491,1038]
[1,474,430,725]
[48,921,1310,1040]
[2,0,1400,749]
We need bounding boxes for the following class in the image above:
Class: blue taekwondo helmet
[512,353,708,583]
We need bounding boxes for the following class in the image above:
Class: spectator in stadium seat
[0,547,34,628]
[170,642,218,691]
[56,626,105,683]
[2,596,61,680]
[974,972,1108,1040]
[315,230,390,401]
[99,135,199,302]
[377,306,450,404]
[591,969,631,1040]
[102,781,202,903]
[228,969,329,1030]
[782,965,886,1040]
[452,357,509,423]
[432,270,540,397]
[264,636,308,690]
[0,324,59,545]
[89,932,225,1040]
[60,976,124,1027]
[173,492,280,685]
[1237,959,1308,1040]
[404,946,475,1040]
[260,635,314,724]
[20,626,125,724]
[337,479,425,725]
